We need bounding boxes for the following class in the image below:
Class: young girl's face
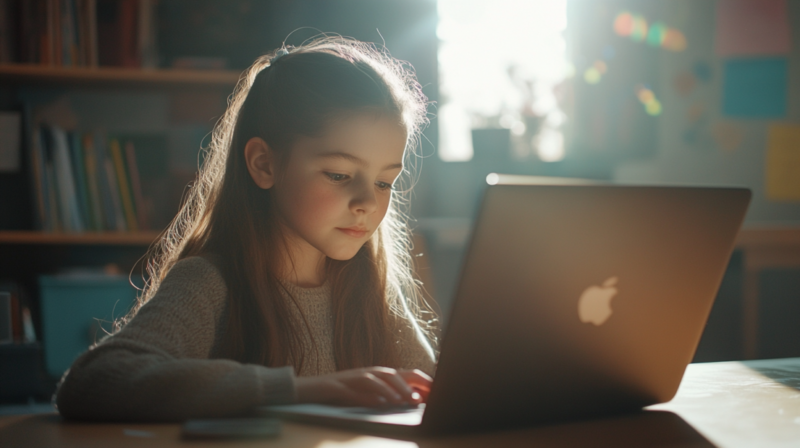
[272,113,407,262]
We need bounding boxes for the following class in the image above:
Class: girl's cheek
[302,184,342,215]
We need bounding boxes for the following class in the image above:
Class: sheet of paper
[722,58,787,118]
[0,112,21,172]
[715,0,791,56]
[766,124,800,201]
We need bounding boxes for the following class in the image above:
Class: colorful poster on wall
[715,0,791,56]
[722,58,787,118]
[766,124,800,201]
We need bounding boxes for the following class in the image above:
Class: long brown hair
[130,36,435,371]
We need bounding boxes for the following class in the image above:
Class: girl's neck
[283,238,327,288]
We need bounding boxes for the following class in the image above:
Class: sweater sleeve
[55,257,296,422]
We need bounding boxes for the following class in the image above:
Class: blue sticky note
[723,58,787,118]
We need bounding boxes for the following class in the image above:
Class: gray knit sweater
[55,256,436,422]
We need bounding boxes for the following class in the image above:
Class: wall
[614,0,800,225]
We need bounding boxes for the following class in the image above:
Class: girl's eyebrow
[317,151,403,170]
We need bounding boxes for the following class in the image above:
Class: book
[29,127,47,230]
[138,0,156,68]
[0,0,15,64]
[52,0,61,66]
[124,140,147,230]
[92,132,119,230]
[103,156,126,231]
[1,0,138,67]
[108,138,137,231]
[82,133,104,231]
[113,133,168,229]
[60,0,73,66]
[40,128,60,231]
[68,131,91,229]
[118,0,138,68]
[96,0,120,67]
[86,0,97,66]
[50,125,84,231]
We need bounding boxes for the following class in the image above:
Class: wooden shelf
[0,231,161,245]
[0,64,241,89]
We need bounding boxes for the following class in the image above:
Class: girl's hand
[295,367,433,408]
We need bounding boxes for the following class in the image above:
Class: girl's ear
[244,137,277,189]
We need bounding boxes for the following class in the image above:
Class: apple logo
[578,276,619,326]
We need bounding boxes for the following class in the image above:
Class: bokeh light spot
[647,22,667,46]
[645,99,662,116]
[613,10,687,53]
[535,127,565,162]
[614,12,633,36]
[630,16,648,41]
[584,67,601,84]
[594,60,607,74]
[662,29,687,51]
[637,87,655,104]
[635,85,662,116]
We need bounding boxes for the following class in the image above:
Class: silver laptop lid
[422,177,751,432]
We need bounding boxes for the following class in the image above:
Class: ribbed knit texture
[55,256,436,422]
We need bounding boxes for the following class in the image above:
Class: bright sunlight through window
[437,0,569,162]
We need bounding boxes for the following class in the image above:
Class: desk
[1,358,799,447]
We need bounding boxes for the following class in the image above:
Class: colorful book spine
[51,125,84,232]
[109,138,137,231]
[93,132,118,231]
[29,127,48,230]
[40,128,60,231]
[103,156,126,231]
[68,131,92,230]
[82,133,104,231]
[60,0,72,66]
[1,0,133,67]
[124,141,148,230]
[86,0,98,66]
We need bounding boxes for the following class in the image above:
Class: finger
[398,370,433,402]
[297,376,390,408]
[370,369,416,402]
[333,382,389,408]
[345,372,405,405]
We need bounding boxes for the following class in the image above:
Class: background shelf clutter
[31,125,156,233]
[0,0,158,69]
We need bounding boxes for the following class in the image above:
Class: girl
[55,36,438,422]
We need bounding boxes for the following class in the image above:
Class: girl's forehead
[294,113,408,162]
[322,110,408,138]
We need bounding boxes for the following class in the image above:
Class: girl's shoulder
[166,256,224,284]
[151,256,228,309]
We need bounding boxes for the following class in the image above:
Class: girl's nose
[350,179,378,215]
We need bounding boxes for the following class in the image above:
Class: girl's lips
[337,227,368,238]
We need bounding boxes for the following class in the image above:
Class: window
[437,0,569,162]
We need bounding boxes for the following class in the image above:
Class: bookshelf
[0,0,245,402]
[0,64,240,89]
[0,231,160,245]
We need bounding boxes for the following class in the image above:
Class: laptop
[260,175,751,436]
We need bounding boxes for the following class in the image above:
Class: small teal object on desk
[39,275,136,378]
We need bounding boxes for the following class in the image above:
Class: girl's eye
[375,181,393,191]
[325,172,349,182]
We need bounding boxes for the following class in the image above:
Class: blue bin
[39,275,137,378]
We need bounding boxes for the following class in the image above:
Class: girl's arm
[55,257,295,422]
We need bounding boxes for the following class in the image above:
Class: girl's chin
[326,252,359,261]
[325,246,363,261]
